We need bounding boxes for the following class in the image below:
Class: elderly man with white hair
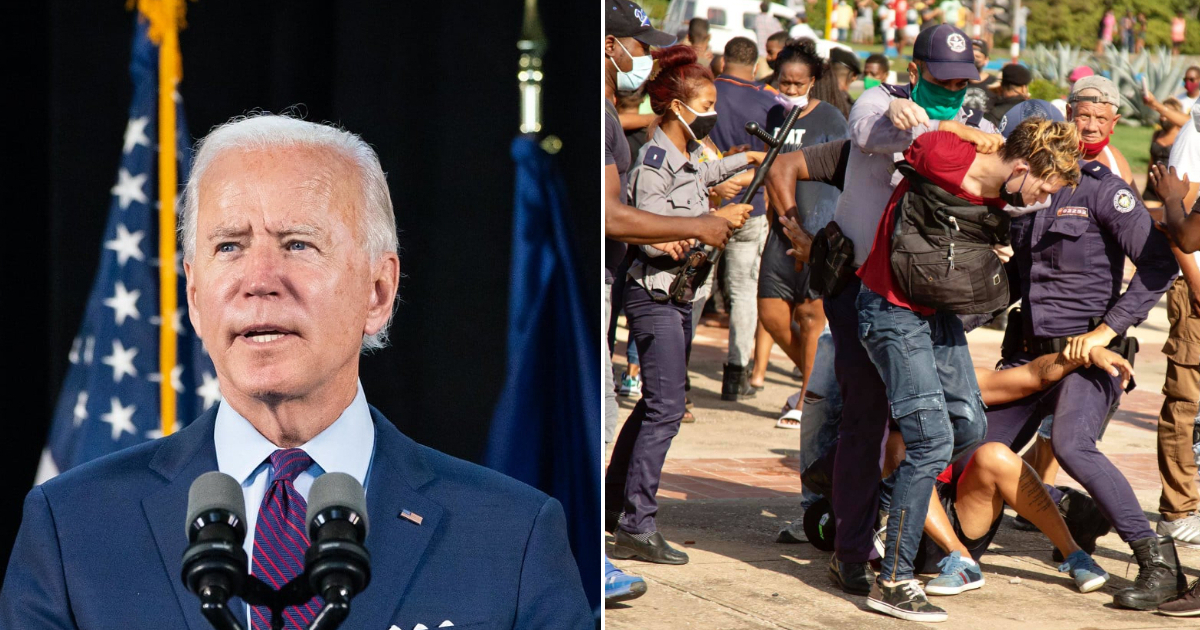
[0,114,592,630]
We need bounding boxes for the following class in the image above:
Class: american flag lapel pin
[400,509,423,525]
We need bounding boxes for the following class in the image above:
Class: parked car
[662,0,852,60]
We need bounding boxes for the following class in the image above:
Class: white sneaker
[1157,513,1200,548]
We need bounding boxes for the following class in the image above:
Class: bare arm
[618,112,656,131]
[976,347,1133,406]
[1150,163,1200,253]
[1145,93,1192,129]
[604,164,732,246]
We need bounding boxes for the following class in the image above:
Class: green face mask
[910,73,966,121]
[864,77,882,90]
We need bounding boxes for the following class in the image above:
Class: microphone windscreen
[306,472,369,536]
[186,471,247,537]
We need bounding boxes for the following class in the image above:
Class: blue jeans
[799,327,843,511]
[856,286,986,581]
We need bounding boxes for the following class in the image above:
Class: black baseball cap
[971,38,989,57]
[830,48,861,75]
[912,24,979,82]
[1001,63,1032,86]
[606,0,677,47]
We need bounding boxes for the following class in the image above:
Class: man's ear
[604,35,618,58]
[907,61,919,85]
[1110,112,1122,131]
[184,261,202,340]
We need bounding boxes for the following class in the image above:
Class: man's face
[865,62,888,81]
[185,147,398,406]
[765,40,784,64]
[908,61,969,92]
[972,49,987,71]
[606,36,648,73]
[1069,100,1118,144]
[1185,68,1200,95]
[1012,168,1065,206]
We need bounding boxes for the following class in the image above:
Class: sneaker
[1160,579,1200,617]
[867,579,948,623]
[604,557,648,605]
[925,551,985,596]
[776,516,808,543]
[1011,514,1038,531]
[1158,514,1200,548]
[1058,549,1109,593]
[617,371,641,397]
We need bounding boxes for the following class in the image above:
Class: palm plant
[1104,43,1187,125]
[1027,42,1094,88]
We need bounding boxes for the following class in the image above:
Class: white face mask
[610,38,653,91]
[786,85,811,109]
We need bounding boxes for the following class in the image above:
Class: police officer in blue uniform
[962,116,1180,608]
[605,44,762,565]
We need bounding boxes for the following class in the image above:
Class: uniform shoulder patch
[1113,188,1136,213]
[643,146,666,169]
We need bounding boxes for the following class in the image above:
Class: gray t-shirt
[833,84,997,266]
[604,98,631,284]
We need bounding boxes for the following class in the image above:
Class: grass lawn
[1110,123,1155,176]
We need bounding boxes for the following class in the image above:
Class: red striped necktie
[250,448,323,630]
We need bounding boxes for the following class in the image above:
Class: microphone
[304,473,371,629]
[181,472,248,630]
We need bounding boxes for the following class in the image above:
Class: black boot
[1113,535,1188,610]
[721,363,757,401]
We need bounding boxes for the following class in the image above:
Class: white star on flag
[149,309,184,333]
[101,396,137,441]
[103,281,141,326]
[197,371,222,410]
[101,339,139,383]
[148,364,185,393]
[144,428,164,440]
[110,168,149,210]
[122,116,151,155]
[104,224,146,267]
[73,391,89,427]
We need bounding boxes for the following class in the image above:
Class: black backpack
[889,162,1011,314]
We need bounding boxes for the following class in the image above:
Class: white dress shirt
[213,380,375,616]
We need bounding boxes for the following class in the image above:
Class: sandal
[681,409,696,423]
[775,408,802,429]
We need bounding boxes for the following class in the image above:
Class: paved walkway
[606,289,1200,629]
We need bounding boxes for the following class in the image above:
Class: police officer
[605,43,761,565]
[959,77,1180,611]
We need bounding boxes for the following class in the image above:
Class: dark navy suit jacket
[0,406,591,630]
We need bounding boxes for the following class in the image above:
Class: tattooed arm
[975,347,1133,406]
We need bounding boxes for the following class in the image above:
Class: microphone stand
[196,573,347,630]
[665,104,805,302]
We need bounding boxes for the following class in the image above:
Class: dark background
[1,1,597,578]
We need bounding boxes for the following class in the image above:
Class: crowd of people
[605,0,1200,622]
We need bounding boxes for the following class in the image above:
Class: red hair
[645,45,715,115]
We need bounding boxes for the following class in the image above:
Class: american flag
[37,17,215,483]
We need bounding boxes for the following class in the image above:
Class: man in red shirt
[854,118,1082,621]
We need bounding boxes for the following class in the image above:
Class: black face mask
[999,171,1029,207]
[767,58,778,71]
[678,101,719,141]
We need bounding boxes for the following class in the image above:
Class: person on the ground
[758,39,849,430]
[863,54,890,89]
[687,17,714,67]
[776,23,998,604]
[605,44,763,568]
[984,63,1030,127]
[962,38,995,115]
[955,91,1182,612]
[603,0,733,605]
[710,36,788,401]
[1068,76,1135,186]
[855,116,1081,622]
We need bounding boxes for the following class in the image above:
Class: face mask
[767,58,778,71]
[999,170,1030,208]
[1080,136,1110,158]
[610,38,653,91]
[911,73,967,121]
[1186,79,1199,93]
[864,77,882,90]
[678,101,719,141]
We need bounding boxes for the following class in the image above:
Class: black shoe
[828,554,875,596]
[1113,535,1188,610]
[605,510,623,535]
[610,529,689,565]
[866,579,947,622]
[720,363,757,401]
[1160,579,1200,617]
[1052,486,1112,562]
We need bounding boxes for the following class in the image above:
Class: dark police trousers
[824,275,891,562]
[956,352,1156,543]
[605,283,692,534]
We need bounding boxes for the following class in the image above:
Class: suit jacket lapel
[142,408,223,630]
[351,408,444,627]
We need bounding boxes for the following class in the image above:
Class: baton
[666,104,806,302]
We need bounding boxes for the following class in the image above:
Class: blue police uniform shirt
[1011,161,1178,339]
[710,75,787,217]
[765,100,850,235]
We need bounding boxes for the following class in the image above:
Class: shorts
[758,221,812,302]
[912,481,1003,574]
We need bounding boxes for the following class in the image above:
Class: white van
[662,0,852,61]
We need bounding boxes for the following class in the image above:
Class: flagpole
[137,0,185,436]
